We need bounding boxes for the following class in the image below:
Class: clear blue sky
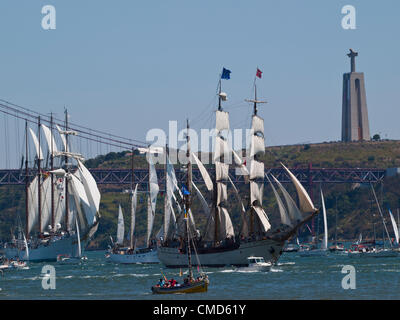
[0,1,399,166]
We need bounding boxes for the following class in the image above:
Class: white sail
[320,189,328,250]
[215,161,229,181]
[75,214,82,258]
[69,173,91,230]
[216,181,228,205]
[249,135,265,158]
[252,115,264,134]
[53,176,66,229]
[130,184,138,247]
[28,127,44,160]
[27,176,39,235]
[214,136,230,162]
[232,149,249,176]
[55,124,67,151]
[388,208,399,245]
[40,177,53,232]
[271,174,303,223]
[23,232,29,260]
[252,206,271,233]
[75,160,100,226]
[267,175,292,227]
[216,110,230,132]
[146,155,159,247]
[191,152,213,192]
[41,124,58,155]
[219,207,235,239]
[249,159,265,180]
[281,163,317,214]
[250,181,264,206]
[116,204,124,245]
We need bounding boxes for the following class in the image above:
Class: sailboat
[157,69,319,267]
[107,151,159,264]
[329,196,344,252]
[5,112,101,261]
[57,215,84,264]
[299,189,329,257]
[348,184,398,258]
[152,120,209,294]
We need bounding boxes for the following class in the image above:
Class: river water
[1,250,399,299]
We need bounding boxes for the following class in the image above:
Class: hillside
[1,140,400,249]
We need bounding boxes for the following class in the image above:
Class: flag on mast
[256,68,262,79]
[221,68,231,79]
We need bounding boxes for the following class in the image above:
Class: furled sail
[116,204,124,245]
[320,189,328,250]
[146,154,159,247]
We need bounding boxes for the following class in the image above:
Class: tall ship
[4,111,101,261]
[157,69,320,267]
[106,149,159,263]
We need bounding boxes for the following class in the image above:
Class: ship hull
[107,248,159,264]
[4,234,83,262]
[158,239,284,268]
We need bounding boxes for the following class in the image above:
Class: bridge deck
[0,167,386,190]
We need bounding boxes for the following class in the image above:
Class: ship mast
[37,116,42,235]
[25,121,29,238]
[245,80,267,235]
[129,147,135,250]
[184,119,193,280]
[64,109,69,232]
[50,113,55,231]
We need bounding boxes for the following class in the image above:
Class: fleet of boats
[2,69,400,295]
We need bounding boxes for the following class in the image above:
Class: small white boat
[56,215,85,265]
[243,256,272,271]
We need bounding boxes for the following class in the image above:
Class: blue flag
[181,184,190,195]
[221,68,231,80]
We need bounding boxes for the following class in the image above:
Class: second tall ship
[157,70,320,267]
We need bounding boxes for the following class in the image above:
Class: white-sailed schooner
[5,111,101,261]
